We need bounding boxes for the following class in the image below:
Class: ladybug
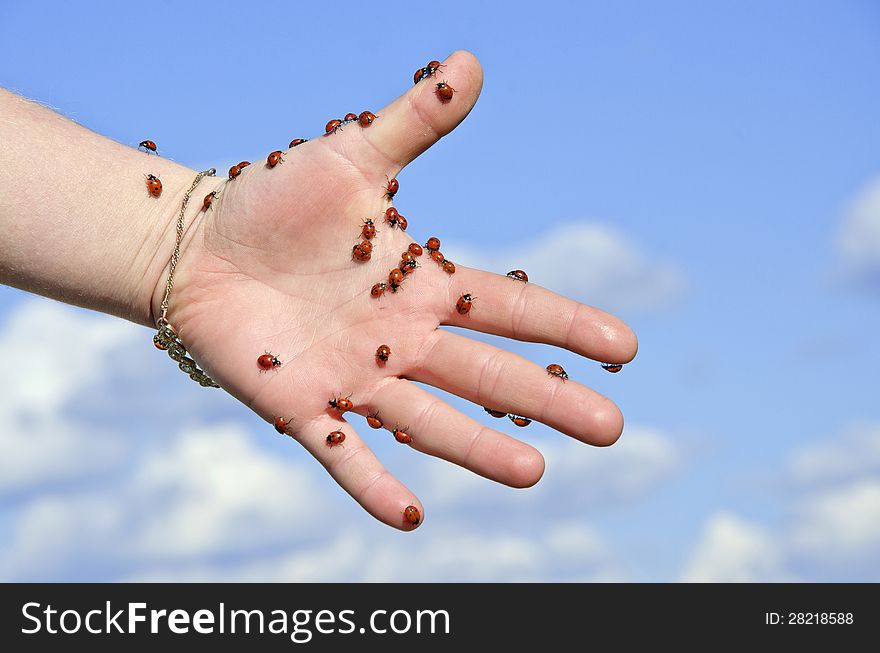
[388,268,404,286]
[343,112,358,123]
[138,140,158,155]
[267,150,284,167]
[237,161,251,169]
[404,505,421,526]
[384,207,400,227]
[326,431,346,447]
[145,174,162,198]
[484,408,507,418]
[325,119,342,135]
[425,60,443,76]
[413,66,428,85]
[399,259,418,274]
[401,251,415,264]
[366,412,383,429]
[435,81,455,102]
[328,395,353,412]
[425,237,441,252]
[430,250,445,263]
[371,282,387,298]
[274,416,293,435]
[353,243,371,262]
[546,363,569,381]
[376,344,391,363]
[385,177,399,199]
[358,240,373,254]
[289,138,308,148]
[602,363,624,374]
[397,214,408,231]
[358,111,376,127]
[509,415,532,427]
[507,269,529,282]
[456,293,475,315]
[393,426,413,445]
[257,353,282,371]
[408,243,423,257]
[202,190,219,211]
[362,218,377,240]
[442,260,456,274]
[228,164,242,180]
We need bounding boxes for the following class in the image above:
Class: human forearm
[0,87,198,326]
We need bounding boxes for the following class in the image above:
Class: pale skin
[0,51,637,530]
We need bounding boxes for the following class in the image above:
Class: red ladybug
[393,426,413,444]
[425,237,441,252]
[413,67,428,85]
[145,174,162,198]
[274,416,292,435]
[237,161,251,169]
[404,505,421,525]
[353,244,371,262]
[358,240,373,254]
[397,214,408,231]
[385,177,399,199]
[426,60,443,76]
[358,111,376,127]
[371,282,387,298]
[400,251,415,264]
[546,363,569,381]
[384,207,399,227]
[343,112,358,122]
[509,415,532,427]
[442,260,456,274]
[408,243,423,257]
[326,431,346,447]
[399,259,418,274]
[388,268,404,285]
[257,353,282,371]
[267,150,284,167]
[289,138,308,148]
[376,344,391,363]
[602,363,624,373]
[367,412,383,429]
[456,293,475,315]
[328,395,353,412]
[430,249,445,263]
[435,82,455,102]
[484,408,507,418]
[362,218,377,240]
[202,190,219,211]
[228,165,242,180]
[325,119,342,135]
[507,269,529,282]
[138,140,158,155]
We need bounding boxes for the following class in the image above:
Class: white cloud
[791,480,880,559]
[789,424,880,485]
[445,222,685,313]
[681,513,787,582]
[837,177,880,287]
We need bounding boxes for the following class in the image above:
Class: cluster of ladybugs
[141,58,620,529]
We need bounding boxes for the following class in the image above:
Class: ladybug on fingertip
[404,505,421,526]
[408,243,423,257]
[393,426,413,445]
[257,353,282,371]
[358,111,376,127]
[546,363,569,381]
[425,237,441,252]
[353,243,371,262]
[362,218,377,240]
[385,177,399,199]
[325,119,342,135]
[388,268,404,289]
[442,260,456,274]
[435,81,454,102]
[399,259,418,275]
[384,207,399,227]
[371,282,387,298]
[228,165,242,180]
[376,344,391,364]
[456,293,475,315]
[343,112,358,123]
[203,190,220,211]
[509,415,532,427]
[397,214,408,231]
[367,412,383,429]
[602,363,624,373]
[430,250,445,263]
[328,395,353,412]
[289,138,308,148]
[138,140,158,155]
[145,174,162,198]
[484,408,507,418]
[326,431,346,447]
[266,150,284,168]
[274,416,292,435]
[237,161,251,169]
[358,240,373,254]
[507,270,529,282]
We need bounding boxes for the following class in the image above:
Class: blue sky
[1,1,879,581]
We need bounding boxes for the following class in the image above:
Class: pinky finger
[292,416,423,530]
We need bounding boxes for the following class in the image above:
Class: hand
[153,51,638,530]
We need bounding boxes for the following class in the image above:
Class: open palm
[156,51,638,530]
